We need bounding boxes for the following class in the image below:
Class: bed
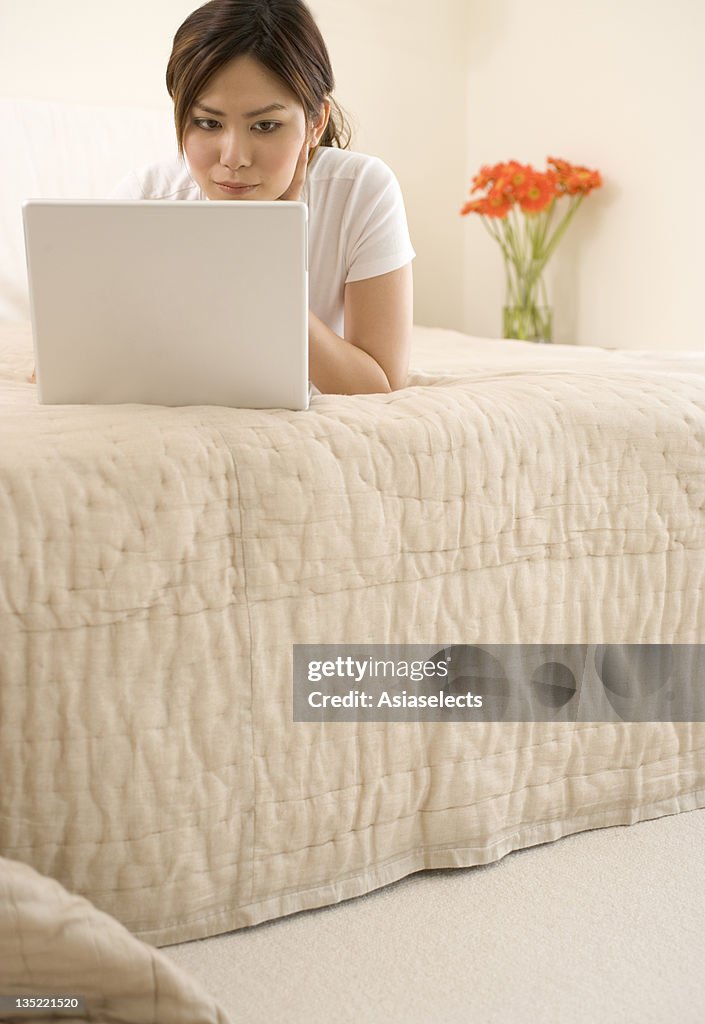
[1,102,705,972]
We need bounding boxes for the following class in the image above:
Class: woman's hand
[278,138,310,202]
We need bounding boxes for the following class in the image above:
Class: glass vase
[502,264,553,343]
[502,301,553,343]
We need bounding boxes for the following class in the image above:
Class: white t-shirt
[111,146,416,339]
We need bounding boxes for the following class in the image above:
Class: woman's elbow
[386,358,410,392]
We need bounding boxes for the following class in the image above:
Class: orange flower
[504,160,532,192]
[471,161,508,193]
[462,156,602,218]
[516,168,558,213]
[546,156,572,178]
[484,189,513,218]
[460,198,485,215]
[460,154,604,342]
[460,194,511,218]
[566,166,602,195]
[548,156,603,196]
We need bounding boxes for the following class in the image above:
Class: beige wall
[0,1,195,109]
[1,0,703,349]
[463,0,705,350]
[310,0,468,333]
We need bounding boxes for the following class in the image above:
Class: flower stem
[542,194,584,265]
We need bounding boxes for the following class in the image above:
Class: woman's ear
[310,98,331,147]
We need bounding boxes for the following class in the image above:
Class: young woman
[112,0,416,396]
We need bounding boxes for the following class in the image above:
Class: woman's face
[183,54,329,201]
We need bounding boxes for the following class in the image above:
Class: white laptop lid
[22,199,309,410]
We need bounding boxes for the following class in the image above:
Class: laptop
[22,199,309,409]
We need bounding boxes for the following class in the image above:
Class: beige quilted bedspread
[1,322,704,949]
[0,856,232,1022]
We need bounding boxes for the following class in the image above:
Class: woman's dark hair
[166,0,352,156]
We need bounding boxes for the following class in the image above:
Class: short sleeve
[344,159,416,284]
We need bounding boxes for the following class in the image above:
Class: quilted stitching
[1,323,704,946]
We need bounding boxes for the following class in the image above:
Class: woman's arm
[28,265,414,393]
[309,262,413,395]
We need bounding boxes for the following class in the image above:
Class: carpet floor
[163,806,705,1023]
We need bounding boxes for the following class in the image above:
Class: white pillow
[0,98,177,321]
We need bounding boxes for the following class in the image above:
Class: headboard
[1,98,176,321]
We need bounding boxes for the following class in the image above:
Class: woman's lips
[215,181,258,195]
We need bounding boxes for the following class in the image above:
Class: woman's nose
[219,131,252,170]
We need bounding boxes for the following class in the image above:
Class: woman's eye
[254,121,280,134]
[194,118,220,130]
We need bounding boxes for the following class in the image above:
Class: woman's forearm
[308,310,391,395]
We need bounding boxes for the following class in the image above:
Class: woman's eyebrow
[193,101,288,118]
